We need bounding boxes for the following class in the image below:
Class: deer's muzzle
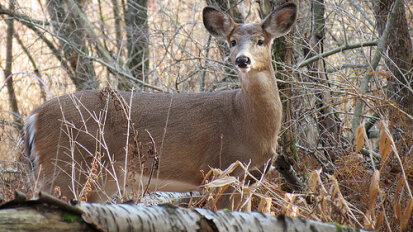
[235,56,251,69]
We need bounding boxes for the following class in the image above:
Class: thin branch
[0,3,75,81]
[0,3,51,26]
[348,0,375,27]
[14,33,47,101]
[297,40,377,68]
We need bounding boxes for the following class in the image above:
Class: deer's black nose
[235,56,251,68]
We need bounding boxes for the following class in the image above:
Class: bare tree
[372,0,412,153]
[47,0,98,90]
[123,0,149,90]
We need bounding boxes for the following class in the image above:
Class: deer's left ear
[262,3,297,38]
[203,6,235,38]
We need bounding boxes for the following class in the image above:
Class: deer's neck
[238,68,282,140]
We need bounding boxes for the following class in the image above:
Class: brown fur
[26,3,297,202]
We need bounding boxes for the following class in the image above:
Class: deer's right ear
[261,3,297,38]
[203,7,235,38]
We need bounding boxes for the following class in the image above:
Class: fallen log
[0,192,369,232]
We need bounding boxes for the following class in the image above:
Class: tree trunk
[373,0,413,115]
[307,0,339,163]
[3,0,22,132]
[123,0,149,90]
[111,0,122,54]
[47,0,98,90]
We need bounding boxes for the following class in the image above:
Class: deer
[25,3,297,205]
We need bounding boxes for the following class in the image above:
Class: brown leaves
[257,197,272,214]
[368,170,380,213]
[305,170,357,225]
[379,121,392,164]
[198,161,252,211]
[79,151,102,202]
[393,177,413,231]
[364,170,380,230]
[401,200,413,231]
[354,125,365,154]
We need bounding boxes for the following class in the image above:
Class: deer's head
[203,3,297,73]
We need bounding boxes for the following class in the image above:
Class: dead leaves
[306,169,359,226]
[393,177,413,231]
[363,170,380,230]
[379,121,392,164]
[198,161,264,211]
[354,125,366,154]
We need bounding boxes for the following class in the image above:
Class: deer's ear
[203,7,235,38]
[262,3,297,38]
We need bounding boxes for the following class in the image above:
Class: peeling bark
[0,192,368,232]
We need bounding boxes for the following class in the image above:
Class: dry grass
[190,117,412,231]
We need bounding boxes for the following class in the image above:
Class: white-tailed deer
[25,3,297,203]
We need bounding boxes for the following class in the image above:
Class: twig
[143,130,158,196]
[348,0,375,27]
[14,33,47,100]
[0,5,75,81]
[0,3,52,26]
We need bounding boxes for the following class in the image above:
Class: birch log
[0,192,369,232]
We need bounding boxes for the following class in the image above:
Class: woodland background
[0,0,412,231]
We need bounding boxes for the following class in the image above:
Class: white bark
[78,203,365,232]
[0,192,369,232]
[138,191,201,206]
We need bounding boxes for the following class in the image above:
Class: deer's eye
[257,40,264,46]
[230,40,237,47]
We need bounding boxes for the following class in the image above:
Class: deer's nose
[235,56,251,68]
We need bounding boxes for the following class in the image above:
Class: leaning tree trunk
[373,0,413,153]
[47,0,98,90]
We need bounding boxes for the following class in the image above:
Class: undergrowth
[0,93,412,232]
